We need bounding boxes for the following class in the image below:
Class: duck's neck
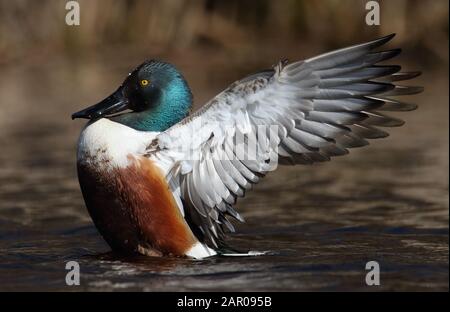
[112,80,192,132]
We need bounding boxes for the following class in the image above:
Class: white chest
[77,118,158,169]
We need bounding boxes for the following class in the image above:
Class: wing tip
[380,33,396,42]
[409,71,422,79]
[371,33,396,48]
[391,48,403,57]
[406,103,419,111]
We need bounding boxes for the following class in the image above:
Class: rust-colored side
[77,156,197,257]
[115,156,197,256]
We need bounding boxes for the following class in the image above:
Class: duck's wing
[146,34,422,247]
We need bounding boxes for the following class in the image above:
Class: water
[0,54,448,291]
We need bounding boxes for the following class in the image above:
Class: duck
[72,34,422,259]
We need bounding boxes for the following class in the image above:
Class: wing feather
[146,34,422,247]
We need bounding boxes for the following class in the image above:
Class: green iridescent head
[72,60,193,132]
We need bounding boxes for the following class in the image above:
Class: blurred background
[0,0,448,121]
[0,0,448,291]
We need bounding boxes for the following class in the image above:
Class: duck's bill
[71,87,129,120]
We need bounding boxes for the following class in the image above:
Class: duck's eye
[140,79,149,87]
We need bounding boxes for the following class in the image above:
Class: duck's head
[72,60,193,132]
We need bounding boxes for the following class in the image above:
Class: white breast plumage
[77,118,158,169]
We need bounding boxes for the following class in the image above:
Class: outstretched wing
[146,34,422,247]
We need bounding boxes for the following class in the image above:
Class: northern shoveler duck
[72,34,422,259]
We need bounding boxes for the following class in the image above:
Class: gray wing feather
[149,34,422,247]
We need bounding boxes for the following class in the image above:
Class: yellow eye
[140,79,149,86]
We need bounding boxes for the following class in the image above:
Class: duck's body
[73,34,422,259]
[77,119,215,258]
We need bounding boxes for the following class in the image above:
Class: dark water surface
[0,54,448,291]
